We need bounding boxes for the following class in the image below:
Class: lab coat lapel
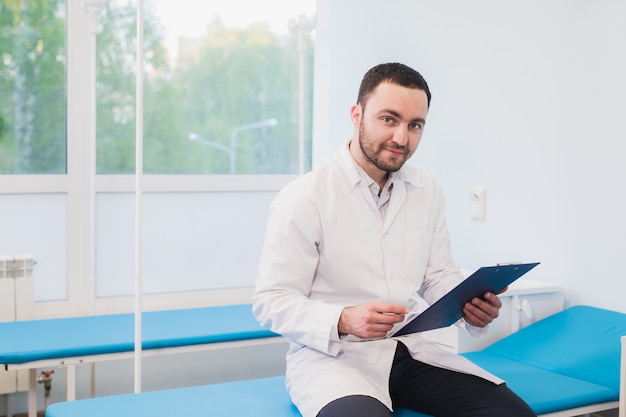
[336,143,382,219]
[383,180,406,234]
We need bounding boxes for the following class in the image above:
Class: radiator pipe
[37,370,54,409]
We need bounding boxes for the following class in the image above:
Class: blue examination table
[0,304,280,417]
[44,306,626,417]
[0,304,277,365]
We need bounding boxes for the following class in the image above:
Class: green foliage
[1,0,313,175]
[96,1,313,174]
[0,0,66,173]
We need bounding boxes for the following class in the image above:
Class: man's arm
[253,180,346,355]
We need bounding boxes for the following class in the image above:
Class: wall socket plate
[470,187,486,220]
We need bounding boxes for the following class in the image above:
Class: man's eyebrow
[380,109,402,119]
[379,109,426,125]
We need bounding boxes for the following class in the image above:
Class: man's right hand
[338,302,408,339]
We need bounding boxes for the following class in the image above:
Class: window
[1,0,315,175]
[96,0,315,174]
[0,0,67,174]
[0,0,315,311]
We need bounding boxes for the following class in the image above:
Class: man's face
[351,82,429,176]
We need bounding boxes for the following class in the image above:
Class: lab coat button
[388,273,394,281]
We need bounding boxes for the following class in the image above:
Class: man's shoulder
[397,164,441,191]
[283,156,351,193]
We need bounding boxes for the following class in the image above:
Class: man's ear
[350,104,362,126]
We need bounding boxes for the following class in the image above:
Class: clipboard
[392,262,540,336]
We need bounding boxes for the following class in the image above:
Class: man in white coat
[253,63,536,417]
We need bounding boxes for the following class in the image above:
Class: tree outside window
[0,0,314,175]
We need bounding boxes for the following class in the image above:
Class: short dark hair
[357,63,431,108]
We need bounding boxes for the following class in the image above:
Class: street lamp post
[229,118,277,174]
[189,118,278,174]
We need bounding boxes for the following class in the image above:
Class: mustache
[383,143,409,153]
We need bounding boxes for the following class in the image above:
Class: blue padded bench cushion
[461,305,626,415]
[0,304,277,365]
[462,352,616,415]
[45,376,430,417]
[44,305,626,417]
[473,305,626,389]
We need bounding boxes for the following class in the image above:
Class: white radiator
[0,254,36,395]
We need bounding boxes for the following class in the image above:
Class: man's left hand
[462,291,503,328]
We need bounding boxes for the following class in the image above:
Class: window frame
[0,1,299,318]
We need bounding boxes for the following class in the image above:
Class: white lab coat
[253,143,503,417]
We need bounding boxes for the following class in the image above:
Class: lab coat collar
[335,141,426,197]
[335,141,426,233]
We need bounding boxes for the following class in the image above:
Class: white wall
[313,0,626,312]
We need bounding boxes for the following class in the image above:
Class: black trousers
[317,341,536,417]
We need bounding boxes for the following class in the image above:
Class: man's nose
[392,126,409,146]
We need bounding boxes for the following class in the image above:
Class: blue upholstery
[460,305,626,415]
[44,306,626,417]
[463,352,616,415]
[472,305,625,389]
[0,304,277,365]
[45,376,429,417]
[47,377,298,417]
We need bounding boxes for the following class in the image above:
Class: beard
[358,123,414,173]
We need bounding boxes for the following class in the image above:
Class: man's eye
[410,123,423,130]
[382,117,394,123]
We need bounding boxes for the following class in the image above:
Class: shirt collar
[334,140,424,195]
[343,140,396,190]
